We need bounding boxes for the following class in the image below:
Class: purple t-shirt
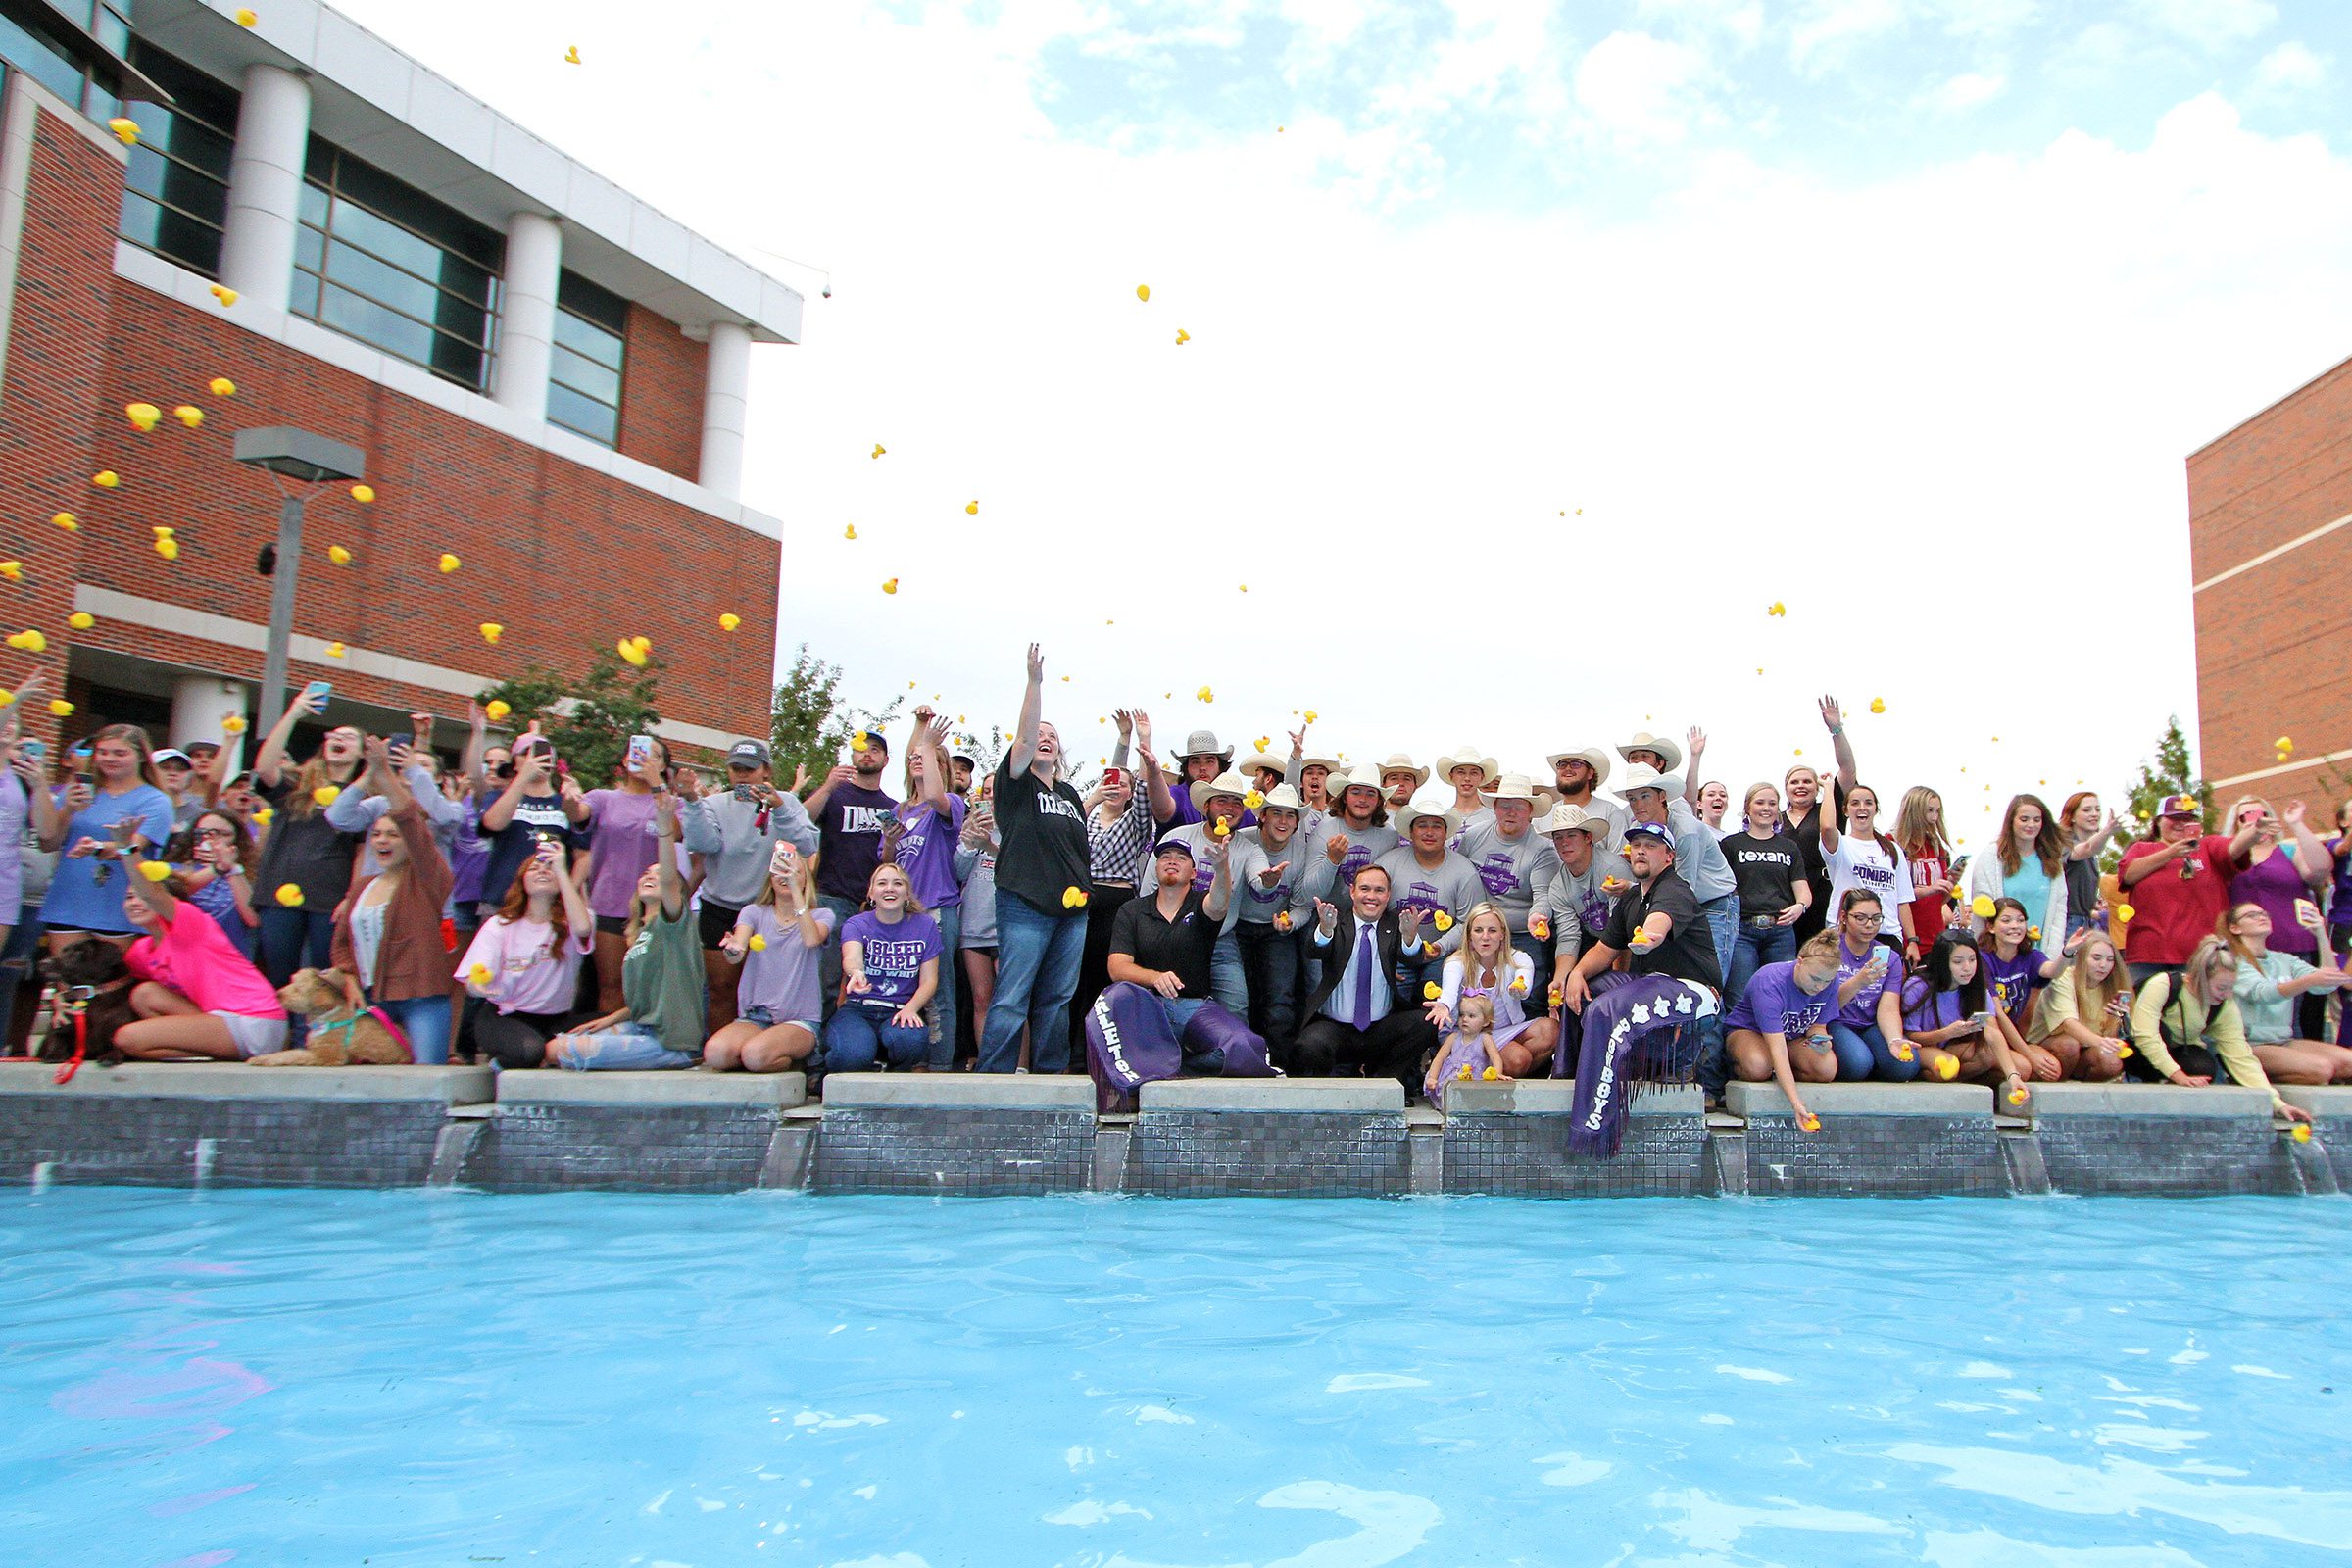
[1723,959,1832,1038]
[583,789,661,920]
[2230,845,2318,957]
[1904,982,1970,1036]
[1834,938,1904,1029]
[893,795,968,910]
[840,909,942,1008]
[1981,944,2046,1024]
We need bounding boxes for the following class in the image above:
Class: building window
[0,2,131,120]
[115,42,237,278]
[550,270,626,446]
[293,142,502,392]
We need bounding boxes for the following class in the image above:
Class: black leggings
[475,1008,576,1069]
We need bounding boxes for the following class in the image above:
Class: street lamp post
[231,426,366,737]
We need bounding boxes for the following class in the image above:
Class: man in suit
[1294,863,1440,1088]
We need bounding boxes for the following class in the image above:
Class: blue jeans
[259,906,336,987]
[1210,928,1247,1015]
[1691,895,1740,1096]
[824,1000,930,1071]
[1828,1021,1920,1082]
[1726,920,1795,1013]
[558,1019,694,1070]
[982,892,1085,1073]
[927,902,962,1068]
[372,993,454,1066]
[817,893,861,1020]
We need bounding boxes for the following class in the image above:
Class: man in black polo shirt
[1089,832,1266,1087]
[1552,820,1725,1155]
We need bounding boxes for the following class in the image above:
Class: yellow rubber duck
[68,612,94,630]
[327,544,352,565]
[1529,916,1550,941]
[480,622,503,645]
[870,444,885,460]
[1481,1066,1501,1082]
[7,629,44,653]
[484,700,511,722]
[1432,910,1453,932]
[138,859,172,883]
[313,785,341,807]
[323,642,344,658]
[719,612,741,631]
[1136,284,1150,301]
[221,714,248,735]
[564,44,580,64]
[469,964,493,986]
[47,699,72,716]
[1869,698,1886,713]
[1274,911,1294,932]
[0,562,21,581]
[51,512,76,530]
[1767,601,1786,616]
[1971,894,1997,919]
[965,501,979,515]
[1177,329,1190,345]
[172,405,203,428]
[2292,1123,2313,1144]
[882,578,899,594]
[748,934,767,953]
[1423,982,1441,1000]
[108,117,138,145]
[1302,710,1318,723]
[210,284,238,306]
[1799,1113,1821,1132]
[235,8,257,25]
[438,553,461,572]
[275,883,304,906]
[1243,789,1265,809]
[208,376,236,398]
[1935,1056,1959,1081]
[1197,686,1213,703]
[351,484,374,503]
[125,402,161,431]
[92,470,120,488]
[1061,886,1089,909]
[845,524,858,539]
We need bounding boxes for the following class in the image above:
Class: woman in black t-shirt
[1722,781,1811,1011]
[977,644,1092,1074]
[250,686,365,985]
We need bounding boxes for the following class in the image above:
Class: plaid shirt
[1088,789,1156,884]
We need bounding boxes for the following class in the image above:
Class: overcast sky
[343,0,2352,850]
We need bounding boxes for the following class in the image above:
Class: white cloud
[1788,0,1907,75]
[330,2,2352,853]
[1922,70,2008,112]
[2135,0,2278,48]
[1575,30,1717,144]
[2252,40,2326,92]
[1636,0,1766,49]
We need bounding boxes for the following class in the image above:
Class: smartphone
[1971,1009,1996,1030]
[1102,767,1124,787]
[626,734,653,771]
[304,680,332,703]
[21,739,42,760]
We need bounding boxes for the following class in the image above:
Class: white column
[494,211,562,419]
[217,64,312,310]
[170,674,253,775]
[699,319,752,498]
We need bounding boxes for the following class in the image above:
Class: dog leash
[305,1006,416,1064]
[53,989,89,1085]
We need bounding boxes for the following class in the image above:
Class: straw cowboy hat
[1545,746,1613,786]
[1334,763,1385,797]
[1178,729,1234,764]
[1189,767,1254,814]
[1480,772,1554,808]
[1238,751,1287,778]
[1395,801,1463,836]
[1616,731,1684,773]
[1541,802,1610,838]
[1615,761,1686,799]
[1297,754,1344,779]
[1374,752,1431,789]
[1255,783,1305,815]
[1434,744,1499,786]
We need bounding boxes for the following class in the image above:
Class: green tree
[768,643,903,789]
[479,643,663,788]
[2111,714,2211,871]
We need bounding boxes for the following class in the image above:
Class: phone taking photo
[626,734,653,771]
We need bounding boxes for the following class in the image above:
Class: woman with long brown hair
[31,720,174,949]
[1966,793,2069,950]
[458,832,595,1067]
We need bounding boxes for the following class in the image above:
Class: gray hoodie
[681,787,818,908]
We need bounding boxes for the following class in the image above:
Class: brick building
[0,0,797,765]
[2188,354,2352,812]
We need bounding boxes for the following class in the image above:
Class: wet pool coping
[0,1064,2331,1199]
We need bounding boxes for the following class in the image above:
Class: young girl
[2221,902,2352,1085]
[706,842,834,1074]
[2027,930,2131,1082]
[1901,928,2030,1100]
[1724,930,1843,1125]
[176,808,261,961]
[114,860,289,1060]
[459,836,595,1068]
[1721,782,1810,1010]
[248,689,366,983]
[1425,992,1504,1106]
[1980,897,2079,1079]
[330,738,456,1064]
[1817,783,1916,960]
[956,782,1002,1067]
[2127,936,2312,1128]
[1894,786,1955,950]
[826,861,943,1072]
[1426,901,1556,1079]
[1967,795,2070,957]
[1823,891,1919,1081]
[546,791,704,1070]
[32,722,175,949]
[579,733,669,1013]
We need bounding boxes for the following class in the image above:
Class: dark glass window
[294,141,502,391]
[0,3,133,119]
[548,269,625,446]
[115,41,237,277]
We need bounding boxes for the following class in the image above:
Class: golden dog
[256,968,413,1066]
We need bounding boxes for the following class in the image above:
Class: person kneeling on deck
[1723,931,1841,1128]
[1086,831,1269,1105]
[1552,819,1722,1155]
[1293,864,1439,1092]
[541,789,706,1071]
[2126,934,2313,1126]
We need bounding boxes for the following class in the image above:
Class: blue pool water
[3,1191,2349,1567]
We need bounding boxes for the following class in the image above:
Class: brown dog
[258,968,413,1066]
[39,940,137,1074]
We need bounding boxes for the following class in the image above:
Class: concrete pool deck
[0,1062,2335,1199]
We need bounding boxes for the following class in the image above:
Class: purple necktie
[1351,923,1376,1028]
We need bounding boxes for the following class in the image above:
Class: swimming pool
[4,1190,2347,1567]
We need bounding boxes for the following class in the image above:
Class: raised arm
[1820,695,1857,793]
[653,789,686,920]
[2282,801,2333,889]
[1683,728,1706,807]
[253,685,327,788]
[1006,642,1046,777]
[462,701,491,794]
[478,747,549,833]
[1136,734,1177,825]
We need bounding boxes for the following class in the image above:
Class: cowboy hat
[1255,783,1305,815]
[1374,752,1430,789]
[1297,754,1345,779]
[1541,802,1609,838]
[1616,731,1684,773]
[1238,751,1287,778]
[1334,763,1385,797]
[1178,729,1234,764]
[1480,772,1548,805]
[1616,761,1686,798]
[1189,767,1254,814]
[1545,746,1612,786]
[1434,744,1499,786]
[1396,801,1462,836]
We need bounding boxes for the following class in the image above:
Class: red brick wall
[0,91,127,752]
[2186,353,2352,802]
[0,81,778,754]
[616,303,706,482]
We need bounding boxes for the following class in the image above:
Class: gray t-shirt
[1231,825,1321,926]
[1666,797,1738,904]
[1453,819,1563,934]
[1538,848,1635,964]
[1375,845,1487,950]
[681,789,819,909]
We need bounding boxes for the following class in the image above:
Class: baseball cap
[2156,794,2201,819]
[1623,819,1676,849]
[727,740,770,767]
[1153,834,1196,860]
[151,748,193,767]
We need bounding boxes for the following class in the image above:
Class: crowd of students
[3,645,2345,1135]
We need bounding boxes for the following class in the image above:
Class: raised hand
[1324,833,1348,866]
[1313,897,1339,937]
[1257,859,1290,888]
[1687,725,1707,759]
[792,762,810,793]
[1113,708,1135,739]
[1025,643,1045,683]
[1818,694,1842,731]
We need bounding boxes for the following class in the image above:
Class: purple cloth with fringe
[1558,972,1709,1158]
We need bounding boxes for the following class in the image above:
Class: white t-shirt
[1825,831,1915,932]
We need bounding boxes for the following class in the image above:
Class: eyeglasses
[194,827,235,841]
[1848,913,1885,927]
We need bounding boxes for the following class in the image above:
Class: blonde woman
[2221,902,2352,1085]
[1894,786,1955,949]
[1425,901,1556,1079]
[1719,781,1810,1009]
[827,861,943,1072]
[707,841,835,1073]
[2127,935,2312,1124]
[2027,930,2130,1082]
